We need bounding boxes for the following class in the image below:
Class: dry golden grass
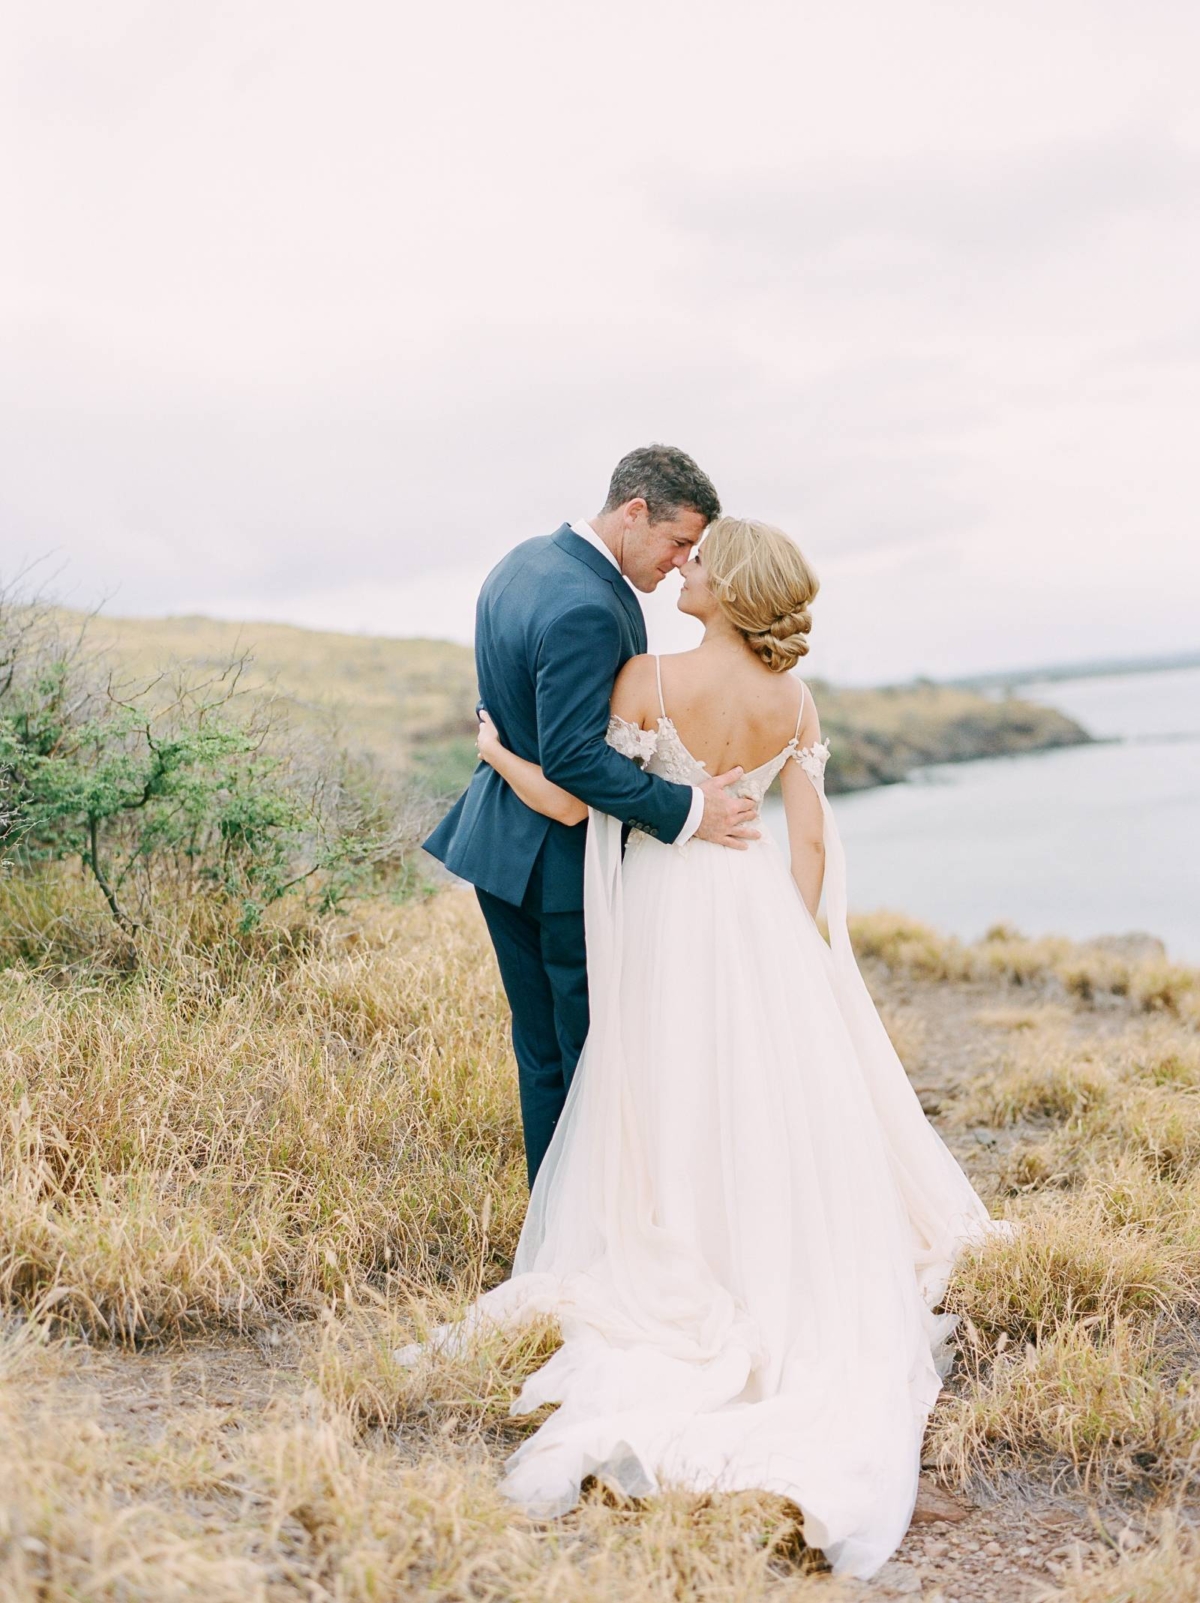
[962,1018,1200,1207]
[932,1318,1200,1495]
[957,1029,1117,1127]
[313,1294,564,1435]
[3,883,1200,1597]
[926,981,1200,1528]
[852,910,1199,1019]
[973,1002,1077,1032]
[847,910,974,980]
[944,1196,1193,1347]
[0,891,528,1340]
[1035,1515,1200,1601]
[0,1324,841,1603]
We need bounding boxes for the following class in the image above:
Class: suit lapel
[551,525,647,647]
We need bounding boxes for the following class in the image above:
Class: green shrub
[1,584,430,962]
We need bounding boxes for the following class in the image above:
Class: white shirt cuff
[676,785,705,846]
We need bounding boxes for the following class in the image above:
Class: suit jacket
[423,524,694,911]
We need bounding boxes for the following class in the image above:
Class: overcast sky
[6,0,1199,682]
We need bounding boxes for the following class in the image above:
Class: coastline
[813,680,1091,795]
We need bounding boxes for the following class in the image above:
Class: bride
[414,516,1000,1580]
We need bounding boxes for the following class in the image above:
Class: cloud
[4,1,1199,682]
[665,131,1200,278]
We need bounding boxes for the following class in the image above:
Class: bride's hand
[476,708,502,766]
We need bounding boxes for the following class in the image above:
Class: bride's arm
[779,699,827,918]
[780,759,825,917]
[476,710,588,826]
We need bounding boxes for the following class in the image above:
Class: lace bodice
[606,714,831,809]
[605,660,830,843]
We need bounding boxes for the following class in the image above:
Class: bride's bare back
[611,644,819,776]
[611,642,826,913]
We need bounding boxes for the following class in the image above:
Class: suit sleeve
[536,601,693,842]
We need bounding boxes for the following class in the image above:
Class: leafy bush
[1,582,431,961]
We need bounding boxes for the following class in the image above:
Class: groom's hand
[696,770,760,849]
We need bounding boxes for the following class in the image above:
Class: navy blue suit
[424,525,694,1182]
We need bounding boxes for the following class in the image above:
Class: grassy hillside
[66,610,1091,797]
[72,609,480,784]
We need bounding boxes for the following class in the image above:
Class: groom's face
[620,501,709,593]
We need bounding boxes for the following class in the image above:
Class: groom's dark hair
[602,444,721,526]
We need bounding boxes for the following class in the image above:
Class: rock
[873,1561,923,1595]
[911,1480,971,1523]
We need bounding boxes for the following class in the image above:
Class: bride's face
[678,545,716,620]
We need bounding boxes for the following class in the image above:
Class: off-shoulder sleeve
[790,737,832,788]
[606,715,658,766]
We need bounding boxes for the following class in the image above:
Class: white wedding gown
[410,674,999,1579]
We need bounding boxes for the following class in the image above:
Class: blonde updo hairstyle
[702,516,819,673]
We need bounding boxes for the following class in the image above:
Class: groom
[425,444,757,1185]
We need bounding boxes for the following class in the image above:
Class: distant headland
[946,648,1200,693]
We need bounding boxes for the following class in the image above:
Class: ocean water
[765,666,1200,962]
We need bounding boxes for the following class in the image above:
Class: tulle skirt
[412,802,998,1580]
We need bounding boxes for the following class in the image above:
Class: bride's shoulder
[792,676,823,744]
[611,654,658,725]
[614,652,656,684]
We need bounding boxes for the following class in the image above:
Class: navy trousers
[476,852,589,1188]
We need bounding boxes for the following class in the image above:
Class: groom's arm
[536,602,693,841]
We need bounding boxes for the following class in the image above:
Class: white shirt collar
[569,516,621,573]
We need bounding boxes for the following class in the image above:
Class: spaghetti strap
[654,654,667,719]
[793,680,807,741]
